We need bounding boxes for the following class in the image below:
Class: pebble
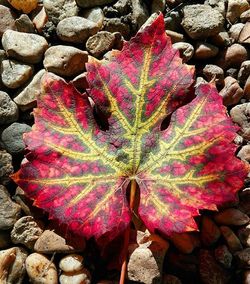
[86,31,116,58]
[81,7,104,29]
[244,75,250,99]
[229,23,244,42]
[181,4,224,39]
[15,14,36,33]
[202,64,224,86]
[235,248,250,267]
[2,30,48,64]
[151,0,166,13]
[241,9,250,23]
[172,42,194,63]
[170,232,200,254]
[166,30,185,43]
[43,0,79,25]
[210,31,231,47]
[59,254,84,272]
[219,76,244,106]
[11,216,44,249]
[0,185,21,230]
[237,145,250,162]
[43,45,88,77]
[230,103,250,140]
[201,215,221,246]
[104,17,130,39]
[214,208,250,226]
[57,16,100,43]
[14,69,45,111]
[1,59,33,89]
[239,189,250,215]
[244,270,250,284]
[59,268,91,284]
[26,253,58,284]
[194,42,219,60]
[7,0,38,14]
[214,245,233,269]
[0,150,13,185]
[164,11,182,32]
[0,91,18,125]
[238,225,250,247]
[131,0,149,30]
[71,72,89,92]
[1,122,31,155]
[226,0,250,24]
[32,6,48,33]
[0,4,16,37]
[226,68,239,79]
[239,22,250,45]
[238,60,250,86]
[76,0,115,8]
[220,226,243,252]
[34,229,85,253]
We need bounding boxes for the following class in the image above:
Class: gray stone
[14,69,45,111]
[226,0,250,24]
[239,22,250,45]
[204,0,226,16]
[0,186,21,230]
[0,150,13,185]
[86,31,116,58]
[229,23,244,42]
[230,103,250,140]
[76,0,115,8]
[131,0,149,30]
[1,59,34,89]
[43,45,88,77]
[181,4,224,39]
[238,60,250,86]
[0,4,16,37]
[166,30,185,43]
[104,17,130,38]
[81,7,104,29]
[203,64,224,86]
[2,30,48,64]
[15,14,35,33]
[113,0,131,15]
[1,122,31,154]
[43,0,79,25]
[56,16,100,43]
[194,42,219,59]
[172,42,194,62]
[11,216,44,250]
[0,91,18,125]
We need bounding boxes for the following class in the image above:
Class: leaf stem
[119,179,137,284]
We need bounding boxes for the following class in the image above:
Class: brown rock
[229,23,245,42]
[210,31,231,47]
[244,270,250,284]
[238,145,250,162]
[166,30,185,43]
[214,208,250,226]
[238,60,250,86]
[34,230,85,253]
[194,42,219,59]
[170,232,200,254]
[32,6,48,33]
[172,42,194,62]
[0,4,16,37]
[244,75,250,99]
[239,22,250,44]
[214,245,233,269]
[163,274,182,284]
[219,76,244,106]
[238,224,250,247]
[230,103,250,140]
[235,248,250,267]
[201,216,221,246]
[226,0,250,24]
[71,72,89,92]
[202,64,224,86]
[0,150,13,185]
[239,189,250,215]
[241,9,250,23]
[15,14,35,33]
[220,226,243,252]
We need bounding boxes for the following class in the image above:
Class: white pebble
[59,254,84,273]
[59,268,91,284]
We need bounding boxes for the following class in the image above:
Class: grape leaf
[11,14,248,242]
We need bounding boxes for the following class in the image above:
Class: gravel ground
[0,0,250,283]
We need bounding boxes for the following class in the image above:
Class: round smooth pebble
[172,42,194,62]
[59,268,91,284]
[81,7,104,29]
[0,91,18,125]
[59,254,84,273]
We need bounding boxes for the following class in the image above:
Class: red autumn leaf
[11,14,248,242]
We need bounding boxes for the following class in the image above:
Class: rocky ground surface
[0,0,250,283]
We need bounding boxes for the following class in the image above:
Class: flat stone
[43,45,88,77]
[226,0,250,24]
[194,42,219,59]
[181,4,224,39]
[76,0,115,8]
[0,4,16,37]
[86,31,116,57]
[11,216,44,250]
[14,69,45,111]
[2,30,48,64]
[43,0,79,25]
[0,150,13,185]
[239,22,250,44]
[172,42,194,62]
[15,14,35,33]
[0,91,18,125]
[26,253,57,284]
[1,59,33,89]
[230,103,250,140]
[34,230,85,253]
[1,122,31,154]
[81,7,104,29]
[0,185,21,230]
[57,16,100,43]
[214,208,250,226]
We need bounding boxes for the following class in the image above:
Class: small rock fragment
[14,69,45,111]
[241,9,250,23]
[7,0,38,14]
[235,248,250,267]
[201,216,221,246]
[202,64,224,86]
[1,122,31,154]
[181,4,224,39]
[1,59,33,89]
[0,150,13,185]
[166,30,185,43]
[2,30,48,64]
[214,208,250,226]
[56,16,100,43]
[26,253,58,284]
[15,14,35,33]
[230,103,250,140]
[194,42,219,60]
[220,226,243,252]
[0,91,18,125]
[43,0,79,25]
[131,0,149,30]
[59,254,84,273]
[0,185,21,230]
[238,60,250,86]
[238,225,250,247]
[104,17,130,39]
[229,23,244,42]
[219,76,244,106]
[172,42,194,62]
[11,216,43,249]
[32,6,48,33]
[0,248,16,283]
[226,0,250,24]
[34,230,85,253]
[82,7,104,29]
[238,145,250,163]
[59,268,91,284]
[239,22,250,45]
[43,45,88,77]
[214,245,233,269]
[170,232,200,254]
[86,31,116,58]
[0,4,16,37]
